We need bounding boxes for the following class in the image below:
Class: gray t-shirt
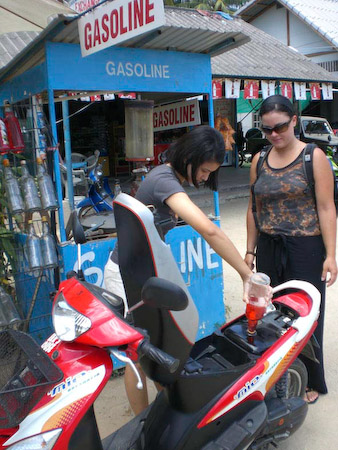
[111,164,185,263]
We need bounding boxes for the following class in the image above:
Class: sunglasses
[260,119,292,135]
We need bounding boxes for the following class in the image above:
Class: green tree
[164,0,247,10]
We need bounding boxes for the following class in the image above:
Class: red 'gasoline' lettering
[84,0,156,50]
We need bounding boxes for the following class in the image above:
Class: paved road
[95,196,338,448]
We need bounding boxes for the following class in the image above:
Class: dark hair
[165,125,225,190]
[259,94,295,118]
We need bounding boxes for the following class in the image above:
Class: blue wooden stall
[0,10,248,346]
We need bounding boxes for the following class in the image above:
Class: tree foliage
[164,0,247,11]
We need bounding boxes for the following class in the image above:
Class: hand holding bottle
[246,273,272,335]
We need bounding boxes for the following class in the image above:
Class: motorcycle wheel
[79,205,95,220]
[238,151,245,167]
[250,359,308,450]
[286,358,308,398]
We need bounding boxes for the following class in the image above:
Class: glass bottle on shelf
[25,219,43,272]
[0,285,21,326]
[2,158,24,214]
[36,157,58,211]
[40,216,58,269]
[113,179,122,197]
[20,160,42,212]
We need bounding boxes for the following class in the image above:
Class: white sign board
[153,99,201,132]
[78,0,165,57]
[67,0,101,13]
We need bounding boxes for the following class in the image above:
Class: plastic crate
[0,329,63,428]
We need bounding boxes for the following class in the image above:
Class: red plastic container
[0,118,10,153]
[5,111,25,153]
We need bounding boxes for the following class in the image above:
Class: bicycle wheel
[238,150,245,167]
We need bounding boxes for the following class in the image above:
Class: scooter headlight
[7,429,62,449]
[52,292,91,342]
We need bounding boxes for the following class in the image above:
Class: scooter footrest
[264,397,308,437]
[202,402,267,450]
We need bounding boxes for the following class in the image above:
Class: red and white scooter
[0,194,320,450]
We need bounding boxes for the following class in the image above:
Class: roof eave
[0,14,76,83]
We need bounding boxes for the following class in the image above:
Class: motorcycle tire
[250,358,308,450]
[238,151,245,167]
[79,205,95,220]
[286,358,308,398]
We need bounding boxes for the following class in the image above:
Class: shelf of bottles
[0,153,60,342]
[0,101,60,342]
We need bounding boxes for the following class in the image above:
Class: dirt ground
[94,197,338,449]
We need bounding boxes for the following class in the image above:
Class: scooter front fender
[3,335,112,449]
[77,196,94,209]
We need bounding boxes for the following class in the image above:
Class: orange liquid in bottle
[246,299,266,334]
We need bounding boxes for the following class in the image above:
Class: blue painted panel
[14,234,55,344]
[166,223,225,338]
[0,63,47,105]
[45,42,212,94]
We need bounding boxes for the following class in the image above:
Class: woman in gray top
[105,125,253,415]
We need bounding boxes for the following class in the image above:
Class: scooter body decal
[234,374,262,400]
[198,329,300,427]
[4,365,106,446]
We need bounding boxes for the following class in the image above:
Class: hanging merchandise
[2,159,24,214]
[0,285,21,327]
[244,80,259,99]
[113,179,122,197]
[225,79,241,99]
[124,100,154,160]
[36,157,58,211]
[4,111,25,153]
[103,93,115,101]
[294,82,307,100]
[20,160,42,212]
[261,80,276,99]
[280,81,293,99]
[32,95,48,159]
[25,220,43,273]
[0,117,10,152]
[322,83,333,100]
[212,80,223,99]
[310,83,321,100]
[214,116,235,151]
[40,216,58,269]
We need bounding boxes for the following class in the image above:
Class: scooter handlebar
[137,340,180,374]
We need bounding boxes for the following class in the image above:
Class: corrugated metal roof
[282,0,338,50]
[236,0,338,50]
[235,0,275,22]
[47,7,250,56]
[0,5,337,86]
[121,8,249,55]
[0,0,75,34]
[212,18,338,82]
[0,7,250,82]
[0,31,40,69]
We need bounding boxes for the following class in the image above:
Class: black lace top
[253,149,320,236]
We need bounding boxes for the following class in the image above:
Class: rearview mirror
[71,210,86,244]
[141,277,188,311]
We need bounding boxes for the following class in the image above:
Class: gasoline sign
[78,0,166,57]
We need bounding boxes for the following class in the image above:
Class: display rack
[0,100,59,344]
